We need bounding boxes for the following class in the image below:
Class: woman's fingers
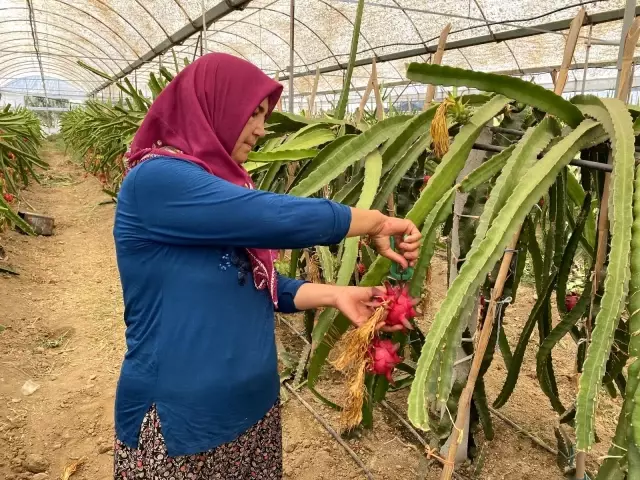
[377,323,405,333]
[380,248,408,269]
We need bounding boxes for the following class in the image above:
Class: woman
[112,52,421,479]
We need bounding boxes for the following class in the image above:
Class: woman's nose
[254,122,266,137]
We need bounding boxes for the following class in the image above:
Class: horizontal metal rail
[279,6,640,82]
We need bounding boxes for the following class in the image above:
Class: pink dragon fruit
[374,282,418,331]
[368,338,402,383]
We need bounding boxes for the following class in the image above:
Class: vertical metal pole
[202,0,208,54]
[288,0,295,113]
[581,24,592,95]
[615,0,637,97]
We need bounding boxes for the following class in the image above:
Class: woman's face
[231,97,269,164]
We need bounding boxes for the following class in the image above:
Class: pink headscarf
[125,52,284,307]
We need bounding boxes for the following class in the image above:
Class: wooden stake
[371,59,384,121]
[275,72,282,112]
[617,17,640,102]
[439,10,585,480]
[441,234,519,479]
[554,8,586,95]
[307,67,320,118]
[355,60,376,124]
[425,24,451,108]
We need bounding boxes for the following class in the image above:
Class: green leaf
[493,271,558,409]
[405,95,511,226]
[381,106,437,172]
[316,246,335,283]
[408,187,455,298]
[472,117,561,252]
[458,145,515,194]
[335,0,364,120]
[77,60,112,81]
[248,149,318,163]
[372,132,432,211]
[289,116,410,198]
[407,119,602,431]
[557,193,591,314]
[308,151,382,354]
[574,99,635,451]
[276,127,336,151]
[406,63,584,128]
[290,135,356,191]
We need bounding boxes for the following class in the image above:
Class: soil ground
[0,143,621,480]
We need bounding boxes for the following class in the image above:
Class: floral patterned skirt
[113,402,282,479]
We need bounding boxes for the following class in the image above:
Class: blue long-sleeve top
[113,156,351,456]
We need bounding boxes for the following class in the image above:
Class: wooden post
[275,72,282,112]
[307,67,320,118]
[617,17,640,102]
[439,9,585,480]
[371,59,384,121]
[554,8,586,95]
[355,59,378,124]
[424,24,451,108]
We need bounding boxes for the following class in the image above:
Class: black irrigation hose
[283,383,375,480]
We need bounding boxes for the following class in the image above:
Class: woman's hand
[369,216,421,269]
[333,286,404,332]
[292,283,403,332]
[346,208,421,269]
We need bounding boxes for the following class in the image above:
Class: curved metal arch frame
[134,39,255,76]
[242,5,342,72]
[389,0,427,48]
[130,0,171,38]
[9,6,141,58]
[0,67,90,94]
[0,28,126,67]
[0,18,130,66]
[0,57,100,87]
[202,29,285,73]
[0,52,109,85]
[0,37,120,78]
[0,62,97,93]
[241,4,400,95]
[53,0,154,51]
[0,7,139,58]
[214,18,308,69]
[314,0,405,82]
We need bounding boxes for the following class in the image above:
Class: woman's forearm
[292,282,340,311]
[346,207,386,238]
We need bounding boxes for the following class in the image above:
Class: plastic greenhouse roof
[0,0,638,106]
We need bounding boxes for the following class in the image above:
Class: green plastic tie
[388,236,414,281]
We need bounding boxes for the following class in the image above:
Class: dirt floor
[0,143,622,480]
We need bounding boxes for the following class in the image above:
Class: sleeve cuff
[326,201,352,245]
[276,274,308,313]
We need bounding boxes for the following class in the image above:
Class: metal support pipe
[279,6,640,82]
[288,0,295,113]
[25,0,49,114]
[472,142,614,172]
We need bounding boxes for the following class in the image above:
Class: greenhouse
[1,1,640,479]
